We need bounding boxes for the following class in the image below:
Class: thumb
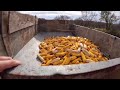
[0,60,21,72]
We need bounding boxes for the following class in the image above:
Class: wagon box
[1,11,120,79]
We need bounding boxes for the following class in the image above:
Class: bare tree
[74,11,97,28]
[81,11,97,21]
[100,11,119,31]
[54,15,71,20]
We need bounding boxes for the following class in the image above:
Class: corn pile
[38,36,108,66]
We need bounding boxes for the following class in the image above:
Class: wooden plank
[0,35,7,56]
[9,11,35,34]
[9,25,36,57]
[1,11,11,56]
[1,11,37,57]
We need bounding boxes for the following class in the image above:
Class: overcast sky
[18,11,120,22]
[18,11,99,20]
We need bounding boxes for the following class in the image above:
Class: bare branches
[80,11,97,21]
[100,11,119,30]
[54,15,71,20]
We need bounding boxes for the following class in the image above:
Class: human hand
[0,56,21,73]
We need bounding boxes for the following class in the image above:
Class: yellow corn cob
[45,55,54,58]
[85,55,91,59]
[41,64,47,66]
[104,57,108,60]
[51,58,60,64]
[70,56,77,61]
[71,59,79,64]
[37,54,46,63]
[64,57,70,65]
[56,52,66,57]
[58,45,65,47]
[40,53,47,56]
[39,36,108,66]
[89,51,95,57]
[61,56,68,65]
[75,61,79,64]
[71,53,81,56]
[46,59,52,65]
[80,52,86,62]
[85,59,95,63]
[75,58,81,61]
[90,50,99,55]
[82,48,91,56]
[53,60,63,65]
[92,58,98,62]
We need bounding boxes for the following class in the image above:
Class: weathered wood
[37,19,70,32]
[0,35,7,56]
[0,10,6,56]
[9,11,35,34]
[1,11,11,56]
[1,11,38,57]
[9,25,36,56]
[75,25,120,59]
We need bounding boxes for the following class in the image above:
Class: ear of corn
[89,51,95,57]
[70,56,77,61]
[45,55,54,58]
[71,53,81,56]
[51,58,60,64]
[75,61,80,64]
[62,56,70,65]
[80,52,86,62]
[37,54,46,63]
[40,53,47,56]
[38,36,108,66]
[72,58,79,64]
[53,60,63,65]
[85,59,95,63]
[56,52,66,57]
[46,59,52,65]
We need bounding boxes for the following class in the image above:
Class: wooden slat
[9,11,35,34]
[1,11,38,57]
[1,11,11,56]
[0,35,7,56]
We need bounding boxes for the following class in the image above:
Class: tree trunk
[106,22,109,30]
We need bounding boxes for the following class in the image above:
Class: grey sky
[18,11,120,22]
[18,11,83,20]
[19,11,97,19]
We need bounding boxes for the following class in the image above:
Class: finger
[0,56,12,60]
[0,60,21,72]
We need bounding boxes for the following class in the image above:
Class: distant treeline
[38,18,120,37]
[74,20,120,30]
[74,20,120,37]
